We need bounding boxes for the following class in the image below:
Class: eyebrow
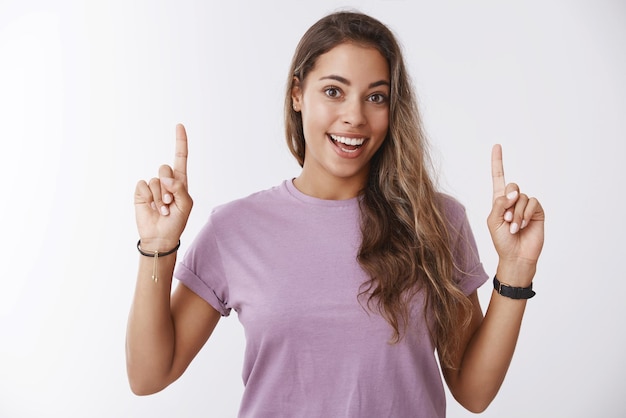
[320,74,390,89]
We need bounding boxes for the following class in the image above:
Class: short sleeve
[442,195,489,295]
[174,215,232,316]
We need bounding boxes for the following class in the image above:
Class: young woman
[126,11,544,417]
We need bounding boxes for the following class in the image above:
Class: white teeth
[330,135,365,146]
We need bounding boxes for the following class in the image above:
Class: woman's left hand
[487,144,545,285]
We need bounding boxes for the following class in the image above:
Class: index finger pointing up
[491,144,506,202]
[174,123,189,187]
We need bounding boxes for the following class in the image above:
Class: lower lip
[328,135,367,159]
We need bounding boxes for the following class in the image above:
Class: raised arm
[442,144,545,412]
[126,124,221,395]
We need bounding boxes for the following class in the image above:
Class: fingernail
[504,211,513,222]
[163,193,173,204]
[160,205,169,216]
[506,190,518,200]
[510,222,519,234]
[151,202,157,211]
[521,219,528,229]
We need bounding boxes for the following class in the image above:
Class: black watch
[493,276,536,299]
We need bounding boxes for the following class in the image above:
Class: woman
[126,11,544,417]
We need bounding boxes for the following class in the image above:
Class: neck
[293,170,366,200]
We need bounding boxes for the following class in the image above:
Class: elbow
[457,396,494,414]
[125,348,172,395]
[127,372,156,396]
[130,386,161,397]
[449,385,495,414]
[126,361,171,396]
[464,403,490,414]
[129,383,153,397]
[127,374,168,396]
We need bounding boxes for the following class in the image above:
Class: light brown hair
[284,11,472,368]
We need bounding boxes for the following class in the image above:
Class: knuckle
[505,182,519,192]
[159,164,173,176]
[148,179,162,200]
[136,180,149,195]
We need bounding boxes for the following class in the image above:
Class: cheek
[371,111,390,136]
[302,103,334,130]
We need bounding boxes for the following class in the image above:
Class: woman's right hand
[134,124,193,251]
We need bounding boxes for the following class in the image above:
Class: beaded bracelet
[136,240,181,283]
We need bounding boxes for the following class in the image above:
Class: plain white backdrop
[1,0,625,417]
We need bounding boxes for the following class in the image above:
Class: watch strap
[493,276,536,299]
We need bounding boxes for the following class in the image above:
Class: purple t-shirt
[175,180,488,418]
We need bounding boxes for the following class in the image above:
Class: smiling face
[291,42,390,200]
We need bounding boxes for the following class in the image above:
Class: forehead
[307,42,390,83]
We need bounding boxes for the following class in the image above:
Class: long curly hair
[284,11,472,369]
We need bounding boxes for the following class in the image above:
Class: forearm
[126,254,178,394]
[456,293,526,410]
[451,263,534,412]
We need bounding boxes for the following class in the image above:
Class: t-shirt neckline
[283,179,360,208]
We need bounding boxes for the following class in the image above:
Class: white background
[1,0,625,417]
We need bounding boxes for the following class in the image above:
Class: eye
[368,93,388,104]
[324,86,342,98]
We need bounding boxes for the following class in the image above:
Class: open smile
[329,134,368,153]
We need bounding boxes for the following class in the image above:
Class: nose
[341,98,366,127]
